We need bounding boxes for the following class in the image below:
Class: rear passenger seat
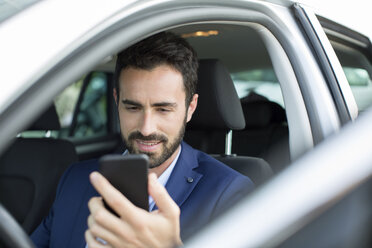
[232,97,290,172]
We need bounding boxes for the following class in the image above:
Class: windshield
[0,0,40,23]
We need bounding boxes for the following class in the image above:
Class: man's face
[115,65,197,169]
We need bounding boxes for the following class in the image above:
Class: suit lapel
[162,142,202,209]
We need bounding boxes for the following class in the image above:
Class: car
[186,105,372,247]
[0,0,371,247]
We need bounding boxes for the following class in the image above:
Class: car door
[0,1,367,246]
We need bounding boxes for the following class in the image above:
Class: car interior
[0,22,297,236]
[184,58,273,185]
[4,19,368,239]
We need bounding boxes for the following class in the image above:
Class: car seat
[184,59,273,185]
[232,98,290,172]
[0,105,78,234]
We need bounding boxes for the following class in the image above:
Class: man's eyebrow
[122,99,142,107]
[121,100,177,108]
[152,102,177,108]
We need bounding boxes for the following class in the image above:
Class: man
[31,32,254,247]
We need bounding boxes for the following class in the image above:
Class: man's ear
[186,94,198,122]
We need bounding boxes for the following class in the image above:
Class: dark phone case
[99,154,149,214]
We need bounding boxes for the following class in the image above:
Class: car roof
[95,23,272,74]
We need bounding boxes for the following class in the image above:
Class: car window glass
[55,71,108,139]
[231,68,284,107]
[54,81,82,131]
[332,42,372,114]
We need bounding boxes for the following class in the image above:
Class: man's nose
[138,111,156,137]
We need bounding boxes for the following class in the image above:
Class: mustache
[128,131,168,142]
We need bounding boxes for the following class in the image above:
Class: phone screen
[99,154,149,214]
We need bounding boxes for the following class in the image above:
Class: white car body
[0,1,370,247]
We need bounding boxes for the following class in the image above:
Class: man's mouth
[135,139,162,152]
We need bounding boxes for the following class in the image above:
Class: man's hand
[85,172,182,248]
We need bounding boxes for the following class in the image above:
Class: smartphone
[99,154,149,214]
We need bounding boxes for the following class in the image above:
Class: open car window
[332,42,372,114]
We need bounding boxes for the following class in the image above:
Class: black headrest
[241,100,287,128]
[29,105,61,131]
[188,59,245,131]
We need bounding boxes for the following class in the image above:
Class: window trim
[293,4,355,124]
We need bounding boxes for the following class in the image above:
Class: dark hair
[114,32,198,105]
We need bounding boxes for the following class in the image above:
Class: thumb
[148,173,180,217]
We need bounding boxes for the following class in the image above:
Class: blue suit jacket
[31,142,253,247]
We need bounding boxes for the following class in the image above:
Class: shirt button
[187,177,194,183]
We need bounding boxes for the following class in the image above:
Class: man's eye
[125,106,140,111]
[158,108,170,112]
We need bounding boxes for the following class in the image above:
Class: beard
[122,116,187,168]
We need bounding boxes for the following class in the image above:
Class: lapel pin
[187,177,194,183]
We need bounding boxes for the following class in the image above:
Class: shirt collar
[122,147,181,182]
[123,147,182,211]
[157,146,181,187]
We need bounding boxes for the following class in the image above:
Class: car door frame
[0,0,343,162]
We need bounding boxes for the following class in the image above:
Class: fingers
[87,214,119,245]
[85,229,113,248]
[89,172,140,221]
[148,173,180,218]
[148,173,183,246]
[87,197,136,247]
[88,197,120,231]
[86,173,182,248]
[87,197,120,233]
